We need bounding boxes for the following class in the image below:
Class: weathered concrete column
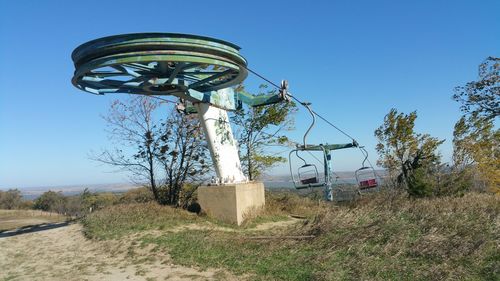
[198,182,265,225]
[195,102,246,184]
[195,102,265,225]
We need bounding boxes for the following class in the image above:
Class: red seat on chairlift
[359,178,378,189]
[355,165,378,190]
[301,177,319,185]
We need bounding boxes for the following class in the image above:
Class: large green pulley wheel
[71,33,248,96]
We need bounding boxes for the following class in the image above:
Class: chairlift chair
[355,166,378,189]
[289,102,326,189]
[298,164,319,185]
[287,100,358,199]
[289,148,326,189]
[355,147,378,189]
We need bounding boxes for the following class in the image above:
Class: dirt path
[0,223,236,281]
[169,217,301,233]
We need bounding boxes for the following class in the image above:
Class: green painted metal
[71,33,285,110]
[236,90,285,107]
[301,143,357,151]
[288,99,359,200]
[289,142,357,201]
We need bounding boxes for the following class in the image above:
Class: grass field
[0,209,68,231]
[82,192,500,281]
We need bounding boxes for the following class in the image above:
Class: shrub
[119,187,155,204]
[0,189,23,209]
[33,190,66,212]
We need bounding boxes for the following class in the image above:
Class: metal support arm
[301,142,358,151]
[178,87,288,114]
[236,89,287,107]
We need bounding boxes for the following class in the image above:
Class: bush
[407,167,434,197]
[64,196,85,217]
[119,187,154,204]
[80,189,120,214]
[33,191,66,213]
[178,184,199,209]
[18,200,34,210]
[0,189,23,209]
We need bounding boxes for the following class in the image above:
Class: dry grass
[0,209,68,231]
[81,202,200,239]
[286,192,500,280]
[82,192,500,280]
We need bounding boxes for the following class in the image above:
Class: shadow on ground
[0,221,72,238]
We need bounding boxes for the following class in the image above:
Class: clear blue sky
[1,0,498,188]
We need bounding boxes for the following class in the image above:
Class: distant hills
[3,183,139,200]
[3,170,386,199]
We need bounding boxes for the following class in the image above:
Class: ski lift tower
[71,33,287,225]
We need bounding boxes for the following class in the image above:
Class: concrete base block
[198,182,265,225]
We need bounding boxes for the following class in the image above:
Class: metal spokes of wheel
[71,33,248,96]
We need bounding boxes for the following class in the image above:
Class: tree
[375,109,444,197]
[0,189,23,209]
[34,191,66,213]
[80,188,119,212]
[94,96,210,206]
[453,113,499,193]
[155,111,210,205]
[64,196,84,217]
[92,96,163,202]
[453,57,499,121]
[452,57,499,193]
[119,187,154,204]
[231,85,297,180]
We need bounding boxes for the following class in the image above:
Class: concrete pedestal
[198,182,265,225]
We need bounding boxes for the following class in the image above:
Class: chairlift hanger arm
[235,90,285,107]
[301,142,358,151]
[323,142,358,151]
[177,80,289,114]
[235,80,290,108]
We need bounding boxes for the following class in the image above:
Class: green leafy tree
[0,189,23,209]
[231,85,297,180]
[452,57,499,193]
[375,109,444,197]
[64,196,84,217]
[453,57,499,121]
[80,188,119,212]
[34,191,67,213]
[155,111,210,206]
[119,187,154,204]
[453,114,499,193]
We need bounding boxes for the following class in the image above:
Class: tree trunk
[147,147,160,203]
[247,145,253,181]
[247,130,253,181]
